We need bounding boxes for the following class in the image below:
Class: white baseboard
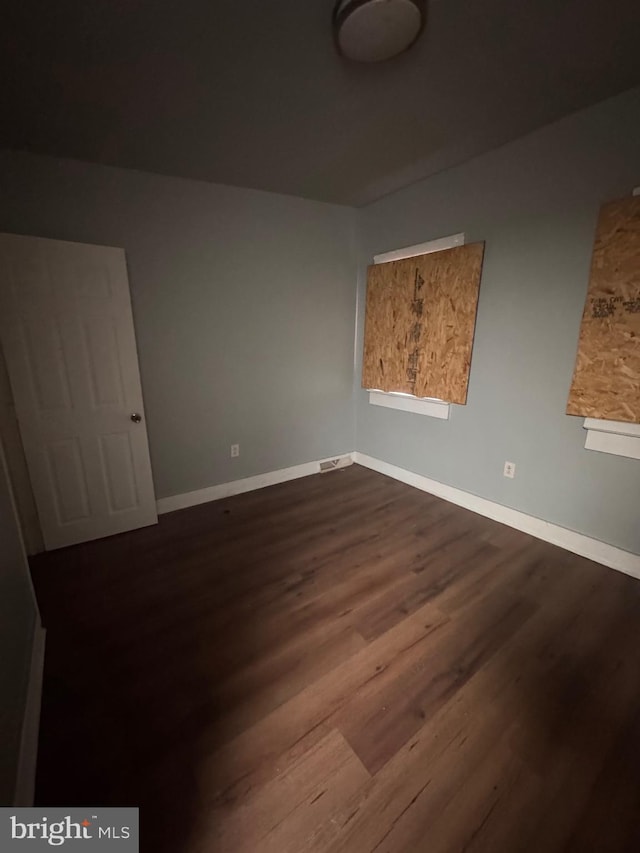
[14,622,46,806]
[155,449,639,579]
[157,453,354,514]
[353,452,640,579]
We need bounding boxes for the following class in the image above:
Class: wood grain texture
[567,195,640,423]
[30,465,640,852]
[361,242,485,403]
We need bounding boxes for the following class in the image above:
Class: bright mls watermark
[0,809,138,851]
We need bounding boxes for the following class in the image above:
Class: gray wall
[0,153,357,499]
[0,445,38,803]
[1,88,638,553]
[355,86,640,554]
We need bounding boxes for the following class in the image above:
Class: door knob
[130,413,142,423]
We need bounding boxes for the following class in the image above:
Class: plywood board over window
[362,242,485,404]
[567,196,640,424]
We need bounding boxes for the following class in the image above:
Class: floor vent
[319,457,352,473]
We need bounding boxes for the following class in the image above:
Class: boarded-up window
[361,242,485,404]
[567,196,640,424]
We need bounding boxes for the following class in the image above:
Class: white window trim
[373,232,465,265]
[369,390,450,419]
[583,418,640,461]
[367,233,464,419]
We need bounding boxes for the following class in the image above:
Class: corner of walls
[349,210,365,455]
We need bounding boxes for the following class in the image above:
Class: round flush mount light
[333,0,426,63]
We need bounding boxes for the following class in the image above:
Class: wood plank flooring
[30,464,640,852]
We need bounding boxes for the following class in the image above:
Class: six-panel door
[0,233,157,549]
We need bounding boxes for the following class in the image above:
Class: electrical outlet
[503,461,516,479]
[230,444,240,458]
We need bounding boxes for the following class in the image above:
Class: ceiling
[2,0,640,206]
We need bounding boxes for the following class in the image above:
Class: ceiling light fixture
[333,0,426,63]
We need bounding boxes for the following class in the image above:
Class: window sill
[583,418,640,460]
[368,390,450,420]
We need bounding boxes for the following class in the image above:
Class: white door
[0,233,157,550]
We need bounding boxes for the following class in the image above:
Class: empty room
[1,0,640,850]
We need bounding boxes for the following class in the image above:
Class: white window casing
[368,390,450,419]
[583,418,640,460]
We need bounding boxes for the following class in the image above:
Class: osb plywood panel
[567,196,640,423]
[362,243,485,404]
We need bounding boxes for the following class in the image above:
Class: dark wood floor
[30,464,640,852]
